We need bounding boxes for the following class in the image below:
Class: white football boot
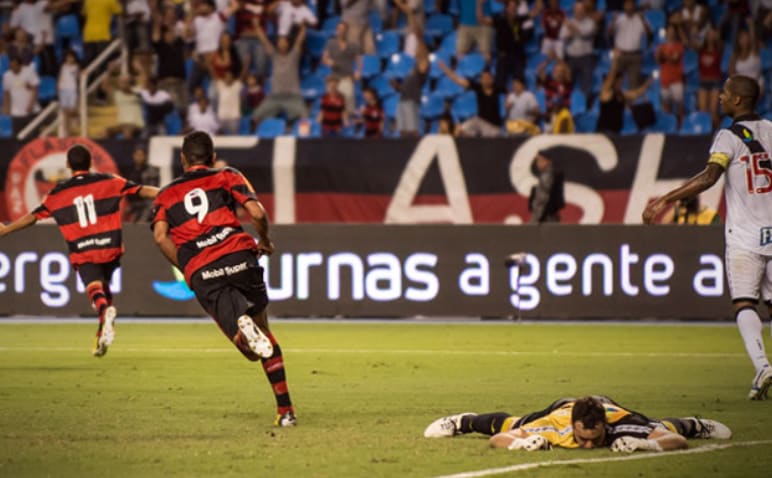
[237,315,273,358]
[423,413,476,438]
[686,417,732,439]
[92,306,117,357]
[748,365,772,400]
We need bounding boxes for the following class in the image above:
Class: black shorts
[189,250,269,339]
[76,260,120,288]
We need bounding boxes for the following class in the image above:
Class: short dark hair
[67,145,92,171]
[182,131,214,166]
[729,75,760,108]
[571,396,607,430]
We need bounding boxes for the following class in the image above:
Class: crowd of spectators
[0,0,770,138]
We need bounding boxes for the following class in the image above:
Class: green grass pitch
[1,321,771,478]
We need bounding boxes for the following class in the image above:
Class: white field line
[0,346,747,358]
[432,440,772,478]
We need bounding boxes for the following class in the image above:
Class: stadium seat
[534,89,546,113]
[300,75,325,100]
[762,48,772,72]
[683,49,698,75]
[621,109,637,135]
[574,111,598,133]
[383,94,399,120]
[164,111,183,135]
[369,10,383,34]
[321,16,340,36]
[720,115,733,129]
[645,111,678,134]
[456,52,485,79]
[420,93,446,119]
[644,9,666,35]
[434,75,465,99]
[314,63,332,79]
[305,30,329,59]
[428,50,450,77]
[0,114,12,138]
[38,76,57,102]
[570,90,586,116]
[383,53,415,79]
[0,54,8,76]
[256,118,287,138]
[375,31,401,59]
[368,75,397,98]
[451,91,478,120]
[424,0,436,14]
[425,14,454,39]
[680,111,712,135]
[239,116,253,134]
[360,54,381,79]
[437,31,457,57]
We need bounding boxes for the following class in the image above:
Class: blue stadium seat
[360,54,381,79]
[645,111,678,134]
[300,75,325,100]
[375,31,401,59]
[239,116,253,134]
[621,109,637,135]
[424,0,436,14]
[720,115,733,129]
[383,94,399,120]
[574,111,598,133]
[425,14,454,39]
[420,93,446,119]
[369,10,383,34]
[456,52,485,79]
[0,114,12,138]
[434,75,465,99]
[164,111,183,135]
[680,111,712,135]
[534,89,546,113]
[256,118,287,138]
[0,54,8,76]
[38,76,57,102]
[429,51,452,79]
[368,75,396,98]
[55,14,82,60]
[305,30,329,59]
[644,9,666,35]
[383,53,415,79]
[451,91,478,120]
[683,49,698,75]
[570,90,586,116]
[321,16,340,36]
[762,48,772,72]
[293,118,322,137]
[437,31,457,57]
[314,63,332,79]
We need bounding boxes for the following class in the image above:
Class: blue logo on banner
[152,267,195,301]
[761,227,772,246]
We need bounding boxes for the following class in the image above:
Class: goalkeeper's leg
[458,413,521,436]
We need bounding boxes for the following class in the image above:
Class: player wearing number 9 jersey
[0,145,159,357]
[151,131,295,427]
[643,75,772,400]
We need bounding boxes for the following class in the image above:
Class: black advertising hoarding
[1,135,719,225]
[0,224,730,319]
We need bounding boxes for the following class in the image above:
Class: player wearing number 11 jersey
[151,131,295,427]
[643,75,772,399]
[0,145,159,356]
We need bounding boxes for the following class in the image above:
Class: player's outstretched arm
[152,220,180,268]
[243,200,274,257]
[611,428,688,453]
[642,163,724,224]
[0,214,38,238]
[137,186,160,199]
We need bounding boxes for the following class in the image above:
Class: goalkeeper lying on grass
[424,395,731,452]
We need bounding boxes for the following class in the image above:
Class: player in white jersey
[643,75,772,400]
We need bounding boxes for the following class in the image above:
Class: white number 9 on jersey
[184,188,209,223]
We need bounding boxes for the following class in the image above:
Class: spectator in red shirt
[318,75,348,136]
[211,32,242,83]
[537,55,573,113]
[695,25,722,127]
[656,24,685,124]
[541,0,566,59]
[359,86,384,137]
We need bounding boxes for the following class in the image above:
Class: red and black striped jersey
[151,166,259,282]
[320,92,345,134]
[32,172,142,266]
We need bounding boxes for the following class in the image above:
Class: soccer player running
[424,396,731,452]
[643,74,772,400]
[0,145,159,357]
[151,131,295,427]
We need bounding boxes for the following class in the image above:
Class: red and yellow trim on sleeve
[708,152,730,169]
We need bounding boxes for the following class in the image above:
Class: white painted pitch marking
[432,440,772,478]
[0,346,746,358]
